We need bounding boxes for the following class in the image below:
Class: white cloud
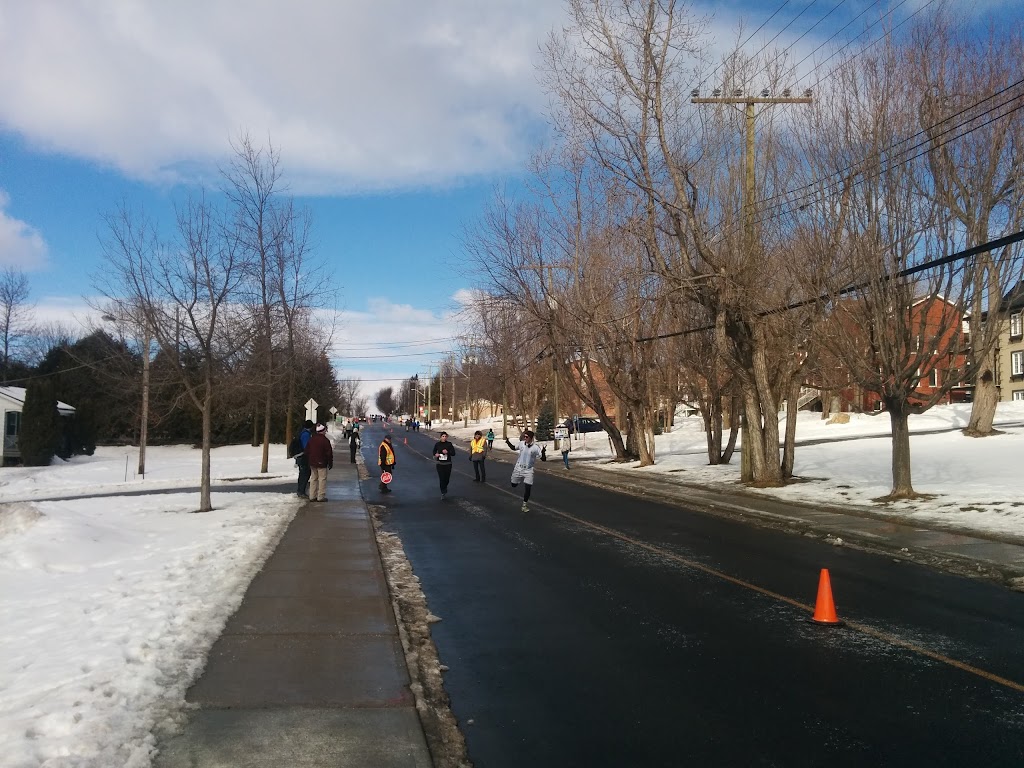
[0,190,48,270]
[0,0,566,193]
[327,296,465,401]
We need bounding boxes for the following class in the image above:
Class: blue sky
[0,0,1015,400]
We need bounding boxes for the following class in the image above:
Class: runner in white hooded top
[505,430,543,511]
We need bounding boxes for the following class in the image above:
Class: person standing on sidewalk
[305,423,334,502]
[349,426,360,463]
[505,430,542,512]
[293,420,315,498]
[378,434,396,493]
[560,437,571,469]
[470,430,488,482]
[432,431,456,499]
[486,428,495,450]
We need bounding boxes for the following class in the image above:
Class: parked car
[561,417,604,434]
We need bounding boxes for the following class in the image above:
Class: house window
[1014,391,1024,401]
[929,369,940,387]
[1011,312,1023,339]
[4,410,19,437]
[1013,351,1024,377]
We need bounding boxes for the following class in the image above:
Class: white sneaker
[521,502,529,513]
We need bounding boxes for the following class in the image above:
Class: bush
[536,401,555,442]
[20,379,61,466]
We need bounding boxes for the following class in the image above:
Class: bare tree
[337,377,364,416]
[910,14,1024,436]
[803,35,980,499]
[100,197,253,512]
[223,134,288,473]
[375,387,396,416]
[0,267,35,378]
[543,0,819,484]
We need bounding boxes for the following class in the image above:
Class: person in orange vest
[378,434,396,493]
[469,430,488,482]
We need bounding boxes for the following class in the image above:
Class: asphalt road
[361,425,1024,768]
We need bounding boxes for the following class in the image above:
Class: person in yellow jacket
[378,434,396,493]
[469,430,488,482]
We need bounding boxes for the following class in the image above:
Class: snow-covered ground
[440,401,1024,540]
[0,444,301,768]
[2,405,1023,767]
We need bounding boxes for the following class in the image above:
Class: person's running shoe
[521,502,529,513]
[441,493,447,500]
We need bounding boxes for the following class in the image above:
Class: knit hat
[316,423,327,433]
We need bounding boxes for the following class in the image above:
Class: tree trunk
[284,363,296,457]
[782,377,801,479]
[722,411,739,465]
[965,353,998,436]
[199,398,213,513]
[749,333,783,486]
[260,385,272,473]
[820,389,832,419]
[887,401,916,499]
[702,406,716,463]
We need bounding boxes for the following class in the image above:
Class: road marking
[544,505,1024,695]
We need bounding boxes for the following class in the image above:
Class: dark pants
[472,458,486,481]
[379,465,394,492]
[350,443,358,463]
[436,463,453,493]
[296,458,311,495]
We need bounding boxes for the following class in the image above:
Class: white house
[1,385,76,464]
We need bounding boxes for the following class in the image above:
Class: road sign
[380,471,393,484]
[554,427,569,439]
[329,406,338,415]
[304,398,318,422]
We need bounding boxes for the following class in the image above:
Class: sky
[2,401,1024,766]
[0,0,1019,401]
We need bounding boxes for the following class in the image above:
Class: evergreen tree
[536,400,555,442]
[20,378,60,466]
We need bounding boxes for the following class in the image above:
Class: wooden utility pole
[424,366,433,425]
[691,88,812,481]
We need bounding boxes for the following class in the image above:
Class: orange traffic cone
[811,568,842,626]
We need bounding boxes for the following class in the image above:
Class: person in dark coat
[295,420,314,498]
[349,425,360,463]
[378,434,396,493]
[432,431,456,499]
[305,423,334,502]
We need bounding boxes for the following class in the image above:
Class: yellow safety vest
[379,441,395,465]
[471,436,487,456]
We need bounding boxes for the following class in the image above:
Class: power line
[631,227,1024,344]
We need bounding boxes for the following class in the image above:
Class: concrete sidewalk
[155,462,432,768]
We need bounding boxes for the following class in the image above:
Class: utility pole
[425,365,433,425]
[691,87,812,481]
